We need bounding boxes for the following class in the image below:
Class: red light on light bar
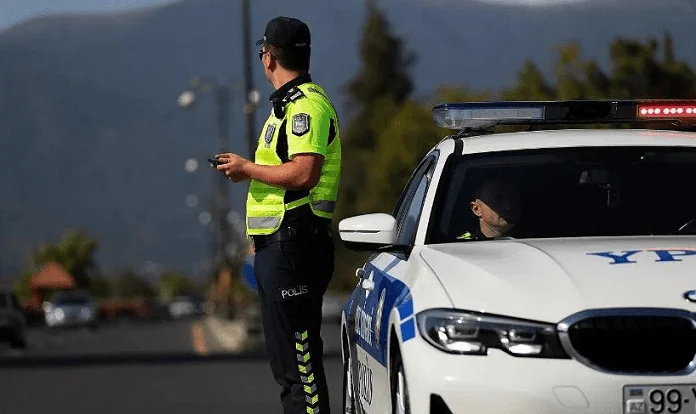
[637,103,696,119]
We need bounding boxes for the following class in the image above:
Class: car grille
[566,315,696,374]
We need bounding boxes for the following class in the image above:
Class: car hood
[420,236,696,323]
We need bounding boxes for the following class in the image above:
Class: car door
[352,153,438,413]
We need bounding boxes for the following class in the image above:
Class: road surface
[0,318,345,413]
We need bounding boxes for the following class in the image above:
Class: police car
[338,100,696,414]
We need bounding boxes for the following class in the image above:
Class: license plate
[624,385,696,414]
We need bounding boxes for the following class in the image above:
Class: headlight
[81,307,93,319]
[416,309,569,358]
[53,308,65,321]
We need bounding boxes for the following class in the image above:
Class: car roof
[443,129,696,155]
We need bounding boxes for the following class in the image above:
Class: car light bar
[637,103,696,118]
[433,100,696,130]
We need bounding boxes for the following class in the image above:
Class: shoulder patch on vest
[292,113,310,136]
[286,87,305,103]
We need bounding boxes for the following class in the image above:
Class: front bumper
[405,338,696,414]
[45,309,96,328]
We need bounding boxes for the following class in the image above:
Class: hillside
[0,0,694,276]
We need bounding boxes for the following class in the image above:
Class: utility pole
[241,0,257,160]
[215,88,231,267]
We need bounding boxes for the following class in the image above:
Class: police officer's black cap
[255,17,311,49]
[475,177,521,223]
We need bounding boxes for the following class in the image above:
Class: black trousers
[253,232,334,414]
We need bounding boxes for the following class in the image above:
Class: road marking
[191,321,208,356]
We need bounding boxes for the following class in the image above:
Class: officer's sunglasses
[258,49,271,60]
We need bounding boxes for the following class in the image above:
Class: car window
[428,146,696,243]
[396,173,430,246]
[55,292,91,306]
[394,156,436,246]
[393,156,435,224]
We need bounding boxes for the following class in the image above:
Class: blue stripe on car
[397,298,413,320]
[344,256,415,367]
[400,317,416,341]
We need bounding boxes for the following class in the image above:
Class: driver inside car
[457,176,523,241]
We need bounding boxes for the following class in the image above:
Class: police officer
[458,176,521,240]
[215,16,340,414]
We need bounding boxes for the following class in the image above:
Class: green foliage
[87,275,112,299]
[12,271,33,303]
[608,35,696,99]
[502,60,555,101]
[344,2,414,125]
[336,1,417,225]
[359,100,440,213]
[332,1,419,291]
[31,229,98,288]
[112,270,156,299]
[330,15,696,292]
[157,271,201,301]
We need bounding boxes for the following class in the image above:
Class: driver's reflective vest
[246,82,341,236]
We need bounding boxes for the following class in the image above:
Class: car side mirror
[338,213,409,252]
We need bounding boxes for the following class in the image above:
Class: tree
[503,59,555,101]
[553,42,610,100]
[336,1,416,223]
[609,35,696,99]
[112,270,155,299]
[157,271,200,301]
[329,2,419,292]
[343,0,415,148]
[501,34,695,104]
[87,275,112,299]
[31,230,98,288]
[359,100,436,213]
[12,271,33,303]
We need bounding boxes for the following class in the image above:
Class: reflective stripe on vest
[246,82,340,236]
[246,197,336,232]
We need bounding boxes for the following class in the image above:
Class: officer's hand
[216,153,250,182]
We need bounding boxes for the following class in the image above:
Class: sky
[0,0,176,30]
[0,0,612,32]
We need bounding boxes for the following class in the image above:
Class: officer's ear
[263,45,279,71]
[266,53,277,71]
[470,200,482,218]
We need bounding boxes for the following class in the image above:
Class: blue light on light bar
[433,102,545,130]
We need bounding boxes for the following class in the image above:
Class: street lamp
[178,76,235,270]
[177,73,261,280]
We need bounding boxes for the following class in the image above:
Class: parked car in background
[0,288,27,349]
[44,290,98,329]
[168,295,204,319]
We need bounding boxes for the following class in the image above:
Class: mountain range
[1,0,695,277]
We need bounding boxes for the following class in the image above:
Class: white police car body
[339,100,696,414]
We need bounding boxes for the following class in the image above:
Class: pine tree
[336,0,415,221]
[330,1,416,292]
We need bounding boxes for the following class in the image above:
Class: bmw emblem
[684,291,696,303]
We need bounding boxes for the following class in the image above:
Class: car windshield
[428,146,696,243]
[54,293,90,306]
